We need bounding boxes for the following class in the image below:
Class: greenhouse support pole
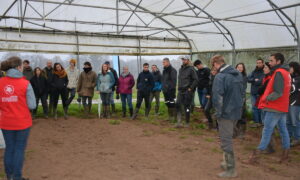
[75,17,80,68]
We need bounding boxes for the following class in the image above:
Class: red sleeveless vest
[0,76,32,130]
[258,68,291,112]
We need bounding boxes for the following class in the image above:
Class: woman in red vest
[0,56,36,180]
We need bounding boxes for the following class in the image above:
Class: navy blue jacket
[248,67,264,95]
[212,64,244,120]
[137,70,154,93]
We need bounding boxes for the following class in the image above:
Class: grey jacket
[178,64,198,92]
[6,68,36,110]
[212,64,244,120]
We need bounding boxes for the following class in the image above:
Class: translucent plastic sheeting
[0,0,299,53]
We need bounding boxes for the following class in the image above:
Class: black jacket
[162,65,177,92]
[30,75,48,96]
[23,66,33,81]
[248,67,265,95]
[136,70,154,93]
[290,74,300,106]
[110,67,118,91]
[207,74,215,96]
[178,64,198,92]
[43,67,54,91]
[51,74,69,90]
[196,67,210,90]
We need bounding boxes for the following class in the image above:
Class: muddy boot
[131,108,139,120]
[63,107,68,120]
[111,104,116,113]
[175,112,182,128]
[129,108,133,117]
[145,108,150,118]
[53,108,58,120]
[220,152,227,170]
[106,105,111,118]
[84,105,89,117]
[184,110,190,128]
[218,152,237,178]
[243,149,262,165]
[279,149,289,163]
[155,105,159,115]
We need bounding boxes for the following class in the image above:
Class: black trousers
[163,89,176,108]
[52,88,68,109]
[82,96,93,107]
[136,90,150,109]
[34,93,48,115]
[66,88,76,106]
[176,90,194,123]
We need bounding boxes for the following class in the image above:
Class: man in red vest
[246,53,291,164]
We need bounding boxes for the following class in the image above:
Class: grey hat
[179,55,190,60]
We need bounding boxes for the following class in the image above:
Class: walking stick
[98,94,102,118]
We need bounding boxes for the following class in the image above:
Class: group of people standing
[0,52,299,179]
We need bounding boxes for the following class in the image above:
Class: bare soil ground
[1,114,300,180]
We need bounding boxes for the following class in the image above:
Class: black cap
[104,61,110,65]
[193,59,202,66]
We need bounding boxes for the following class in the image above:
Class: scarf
[84,67,92,73]
[54,70,67,78]
[121,72,129,78]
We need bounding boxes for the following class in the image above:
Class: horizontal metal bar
[0,38,190,50]
[0,48,190,56]
[0,26,188,42]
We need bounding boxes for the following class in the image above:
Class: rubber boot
[175,112,182,128]
[111,104,116,113]
[243,149,262,165]
[145,108,150,118]
[53,108,58,120]
[167,107,173,121]
[106,105,111,118]
[129,108,133,117]
[220,152,227,170]
[49,104,53,116]
[279,149,289,163]
[218,152,237,178]
[103,106,107,118]
[84,105,89,117]
[63,107,68,120]
[184,109,190,128]
[131,108,139,120]
[122,106,126,117]
[88,104,92,117]
[155,105,159,115]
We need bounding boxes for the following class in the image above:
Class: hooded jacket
[23,66,33,81]
[212,64,244,120]
[151,70,162,91]
[117,72,135,94]
[248,67,265,95]
[136,70,154,93]
[162,65,177,93]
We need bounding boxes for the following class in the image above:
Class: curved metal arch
[119,0,192,54]
[266,0,300,62]
[185,0,236,64]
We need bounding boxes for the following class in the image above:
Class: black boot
[122,107,126,117]
[131,108,139,120]
[111,104,116,113]
[145,108,150,118]
[63,107,68,120]
[184,109,190,128]
[129,108,133,117]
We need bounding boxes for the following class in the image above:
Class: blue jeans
[2,128,31,180]
[120,94,133,110]
[197,88,208,108]
[258,111,290,150]
[287,105,300,140]
[251,95,262,123]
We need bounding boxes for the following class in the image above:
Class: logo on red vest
[4,85,14,95]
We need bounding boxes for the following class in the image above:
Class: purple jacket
[117,73,135,94]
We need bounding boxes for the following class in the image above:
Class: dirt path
[1,116,299,180]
